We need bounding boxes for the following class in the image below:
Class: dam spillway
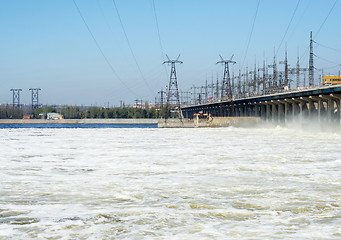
[181,84,341,125]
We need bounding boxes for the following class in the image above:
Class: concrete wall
[0,118,158,124]
[195,117,261,127]
[0,117,260,128]
[157,119,194,128]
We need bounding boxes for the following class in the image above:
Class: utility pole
[249,64,257,96]
[231,72,234,97]
[268,52,277,93]
[10,88,22,108]
[216,77,219,100]
[258,60,266,95]
[181,91,190,106]
[242,70,247,97]
[29,88,41,110]
[208,79,215,101]
[309,31,314,87]
[279,48,289,90]
[289,54,308,89]
[163,54,183,119]
[238,70,242,98]
[205,80,208,104]
[191,85,197,105]
[246,67,250,96]
[191,85,201,105]
[217,55,236,101]
[158,88,165,108]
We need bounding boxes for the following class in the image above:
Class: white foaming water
[0,126,341,239]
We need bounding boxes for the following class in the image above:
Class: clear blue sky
[0,0,340,106]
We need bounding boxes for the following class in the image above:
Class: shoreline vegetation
[0,105,167,120]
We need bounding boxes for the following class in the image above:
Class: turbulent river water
[0,125,341,239]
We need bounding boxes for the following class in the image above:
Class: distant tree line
[0,104,168,119]
[35,105,166,119]
[0,105,23,119]
[59,106,166,119]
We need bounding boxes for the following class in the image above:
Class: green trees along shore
[0,104,167,119]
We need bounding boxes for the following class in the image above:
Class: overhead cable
[314,40,341,52]
[241,0,260,69]
[112,0,153,93]
[276,0,301,57]
[301,0,338,64]
[72,0,136,95]
[314,54,341,66]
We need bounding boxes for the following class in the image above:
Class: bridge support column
[265,101,271,122]
[285,99,296,123]
[259,102,266,120]
[277,101,284,124]
[331,94,341,124]
[300,97,315,121]
[319,95,334,123]
[271,100,277,123]
[254,103,259,117]
[278,100,287,124]
[292,98,305,123]
[243,104,247,117]
[309,96,322,123]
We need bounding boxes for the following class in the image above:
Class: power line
[314,40,341,52]
[152,0,165,61]
[241,0,260,68]
[301,0,338,64]
[112,0,153,93]
[314,54,341,66]
[72,0,136,95]
[96,0,117,38]
[321,64,341,70]
[276,0,301,56]
[151,0,169,82]
[315,0,338,38]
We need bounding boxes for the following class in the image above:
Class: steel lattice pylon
[10,88,22,108]
[163,55,183,119]
[29,88,41,110]
[217,55,236,101]
[217,55,236,116]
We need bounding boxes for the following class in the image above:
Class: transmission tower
[309,31,314,87]
[10,88,22,108]
[163,55,183,119]
[217,55,236,101]
[29,88,41,110]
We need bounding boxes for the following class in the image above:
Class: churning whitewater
[0,126,341,239]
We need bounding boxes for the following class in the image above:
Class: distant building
[133,103,156,109]
[22,115,33,119]
[47,113,63,120]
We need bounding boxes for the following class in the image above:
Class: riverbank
[0,117,261,128]
[0,119,159,124]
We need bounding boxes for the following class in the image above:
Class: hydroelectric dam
[181,84,341,125]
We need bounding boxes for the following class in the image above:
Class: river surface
[0,126,340,239]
